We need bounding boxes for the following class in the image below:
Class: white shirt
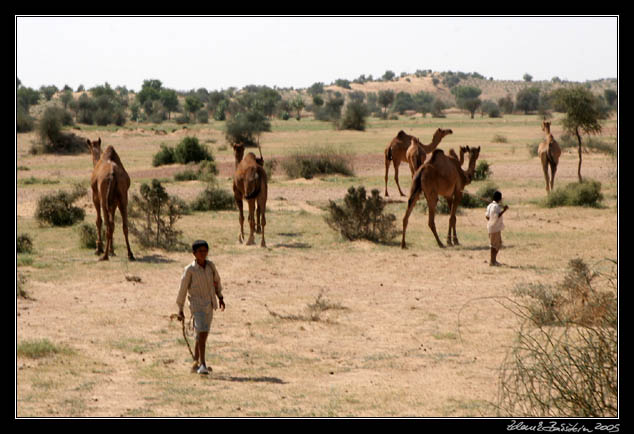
[176,260,223,313]
[486,201,505,233]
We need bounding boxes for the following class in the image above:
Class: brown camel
[232,144,268,247]
[405,128,454,176]
[537,120,562,193]
[87,138,135,261]
[401,145,481,249]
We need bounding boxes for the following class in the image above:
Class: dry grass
[16,112,617,417]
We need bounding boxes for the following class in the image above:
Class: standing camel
[384,128,453,197]
[401,146,481,249]
[232,144,268,247]
[405,128,454,176]
[87,138,135,261]
[538,120,561,193]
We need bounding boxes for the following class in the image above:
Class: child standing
[176,240,225,374]
[485,191,509,266]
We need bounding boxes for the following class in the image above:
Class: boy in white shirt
[485,191,509,266]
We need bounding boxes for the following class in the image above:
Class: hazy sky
[16,16,618,92]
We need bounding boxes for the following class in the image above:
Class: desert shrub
[17,339,73,359]
[17,233,33,253]
[17,105,35,132]
[498,259,617,417]
[77,223,101,249]
[325,186,398,243]
[128,179,188,251]
[491,134,507,143]
[190,187,236,211]
[543,179,603,208]
[282,147,354,179]
[473,160,492,181]
[154,137,213,167]
[338,101,368,131]
[152,144,175,166]
[35,106,86,154]
[476,182,500,202]
[460,191,487,208]
[264,158,278,181]
[35,186,86,226]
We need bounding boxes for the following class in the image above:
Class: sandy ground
[15,123,618,418]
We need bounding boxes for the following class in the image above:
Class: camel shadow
[135,254,175,264]
[273,242,312,249]
[213,375,287,385]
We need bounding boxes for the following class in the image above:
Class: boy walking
[485,191,509,266]
[176,240,225,375]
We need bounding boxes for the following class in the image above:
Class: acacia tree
[552,86,612,182]
[451,86,482,119]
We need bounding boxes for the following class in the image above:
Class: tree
[382,70,396,81]
[290,95,305,120]
[515,87,541,114]
[17,86,40,112]
[523,73,533,82]
[451,86,482,119]
[160,89,179,120]
[552,86,612,182]
[338,101,368,131]
[378,90,395,118]
[225,108,271,147]
[184,96,204,122]
[137,79,162,105]
[604,89,617,108]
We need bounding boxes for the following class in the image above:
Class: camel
[538,120,562,193]
[401,145,481,249]
[405,128,454,176]
[87,138,135,261]
[232,144,268,247]
[384,128,453,196]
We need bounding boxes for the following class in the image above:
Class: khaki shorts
[192,306,213,334]
[489,231,502,250]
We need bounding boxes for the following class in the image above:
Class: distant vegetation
[17,71,617,139]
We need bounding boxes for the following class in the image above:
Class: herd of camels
[85,120,560,261]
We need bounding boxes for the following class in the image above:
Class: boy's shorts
[489,231,502,250]
[193,307,213,334]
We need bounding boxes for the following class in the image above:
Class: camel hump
[102,146,124,166]
[430,149,445,163]
[396,130,408,140]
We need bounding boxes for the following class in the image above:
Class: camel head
[87,137,102,167]
[464,146,481,184]
[434,128,453,140]
[541,120,551,133]
[232,144,245,166]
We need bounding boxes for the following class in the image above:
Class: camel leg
[427,195,445,248]
[384,156,391,197]
[119,200,135,261]
[100,205,113,261]
[445,197,454,246]
[401,191,420,249]
[449,193,461,246]
[246,200,256,245]
[258,197,267,248]
[237,200,245,244]
[540,155,550,193]
[93,193,104,256]
[394,161,406,197]
[256,205,261,234]
[550,160,558,192]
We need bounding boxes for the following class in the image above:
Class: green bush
[325,186,398,243]
[128,179,188,251]
[174,136,213,164]
[77,223,101,249]
[17,105,34,132]
[338,101,368,131]
[35,106,85,154]
[473,160,492,181]
[190,187,236,211]
[282,147,354,179]
[17,339,73,359]
[17,233,33,253]
[544,180,603,208]
[476,182,500,202]
[152,144,175,166]
[35,186,86,226]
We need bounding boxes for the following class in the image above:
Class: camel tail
[408,167,424,209]
[386,147,393,161]
[105,171,117,209]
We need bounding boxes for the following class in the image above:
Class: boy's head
[493,191,502,202]
[192,240,209,262]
